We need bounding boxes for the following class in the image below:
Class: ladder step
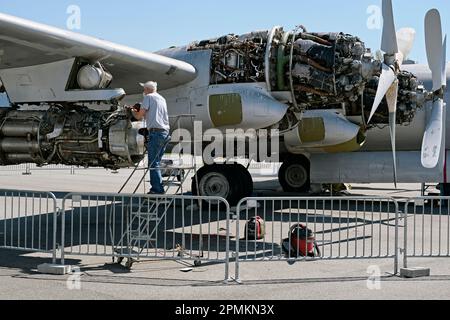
[138,199,172,205]
[131,215,160,222]
[164,182,183,187]
[131,210,160,218]
[128,202,170,211]
[129,232,157,241]
[144,181,184,187]
[114,248,140,256]
[164,165,196,170]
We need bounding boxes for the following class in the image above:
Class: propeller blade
[442,35,447,88]
[381,0,399,55]
[368,64,396,123]
[425,9,444,91]
[386,81,399,187]
[422,99,445,169]
[389,112,398,188]
[397,28,416,62]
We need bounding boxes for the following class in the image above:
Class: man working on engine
[130,81,170,194]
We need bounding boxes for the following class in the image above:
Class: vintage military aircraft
[0,0,447,205]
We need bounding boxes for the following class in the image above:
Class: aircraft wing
[0,13,197,94]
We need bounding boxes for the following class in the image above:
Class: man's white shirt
[142,92,170,132]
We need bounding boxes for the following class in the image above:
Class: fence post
[22,163,31,175]
[394,199,399,275]
[224,199,231,284]
[52,205,59,265]
[403,200,409,269]
[234,200,243,284]
[60,200,66,266]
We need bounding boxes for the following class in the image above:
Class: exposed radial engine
[189,27,427,127]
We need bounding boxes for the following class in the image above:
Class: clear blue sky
[0,0,449,63]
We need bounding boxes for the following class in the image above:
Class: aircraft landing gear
[440,183,450,197]
[192,163,254,206]
[278,155,311,193]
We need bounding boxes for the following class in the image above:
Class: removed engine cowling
[0,106,145,169]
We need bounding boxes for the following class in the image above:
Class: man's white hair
[139,81,158,91]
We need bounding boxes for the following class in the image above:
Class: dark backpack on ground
[245,216,266,240]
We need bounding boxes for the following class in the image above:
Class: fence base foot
[227,277,242,284]
[400,267,430,279]
[37,263,71,275]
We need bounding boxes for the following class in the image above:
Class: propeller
[397,28,416,62]
[368,0,407,187]
[421,9,447,169]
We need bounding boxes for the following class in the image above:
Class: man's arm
[132,107,146,121]
[129,99,148,121]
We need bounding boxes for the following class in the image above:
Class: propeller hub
[383,53,396,66]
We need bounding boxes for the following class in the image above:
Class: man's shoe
[147,190,165,195]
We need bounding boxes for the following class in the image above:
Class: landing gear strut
[192,163,253,206]
[278,155,311,193]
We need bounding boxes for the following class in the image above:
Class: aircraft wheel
[229,163,254,197]
[279,155,311,193]
[441,183,450,197]
[192,164,244,206]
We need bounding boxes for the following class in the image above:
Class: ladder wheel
[125,259,134,270]
[177,170,185,182]
[194,260,202,267]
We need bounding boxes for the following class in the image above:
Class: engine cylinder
[0,138,40,153]
[1,121,40,137]
[4,154,36,163]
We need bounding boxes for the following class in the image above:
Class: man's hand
[127,103,146,121]
[126,103,141,113]
[132,103,142,112]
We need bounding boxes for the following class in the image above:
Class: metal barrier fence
[0,164,76,175]
[233,197,401,282]
[403,197,450,268]
[60,193,231,281]
[5,189,450,283]
[0,161,282,176]
[0,164,29,173]
[0,189,59,264]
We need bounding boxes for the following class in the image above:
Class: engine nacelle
[284,110,366,153]
[0,106,145,169]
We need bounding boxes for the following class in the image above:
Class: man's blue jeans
[148,131,170,194]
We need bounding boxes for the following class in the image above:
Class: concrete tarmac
[0,167,449,300]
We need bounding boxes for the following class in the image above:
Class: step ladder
[421,183,440,197]
[113,115,202,268]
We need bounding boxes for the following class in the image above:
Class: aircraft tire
[191,164,243,206]
[279,155,311,193]
[441,183,450,197]
[228,163,254,198]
